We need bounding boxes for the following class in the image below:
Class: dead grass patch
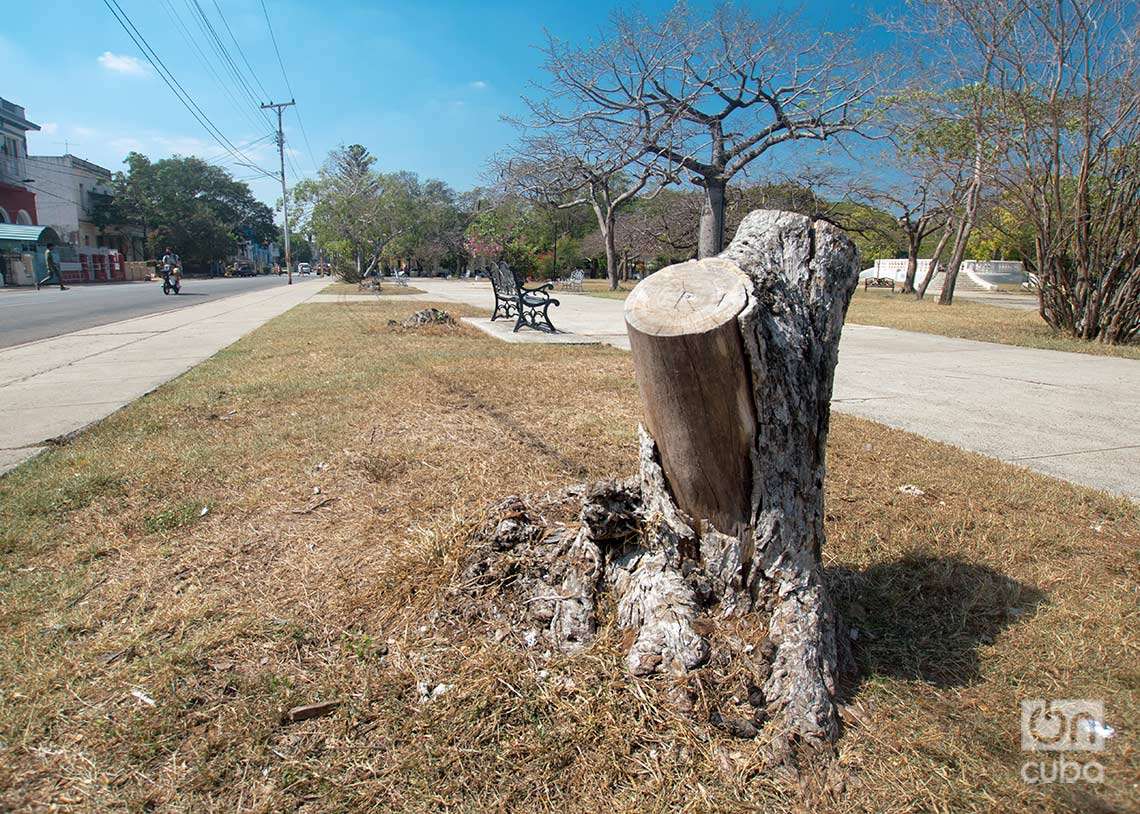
[0,298,1135,812]
[579,278,633,300]
[323,281,426,295]
[848,289,1140,359]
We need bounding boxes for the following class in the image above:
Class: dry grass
[579,278,633,300]
[323,281,426,296]
[0,298,1136,812]
[848,289,1140,359]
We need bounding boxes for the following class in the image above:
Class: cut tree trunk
[461,210,859,753]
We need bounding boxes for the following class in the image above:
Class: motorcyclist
[160,247,182,288]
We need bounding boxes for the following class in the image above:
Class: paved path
[0,279,326,474]
[403,279,1140,500]
[955,290,1040,311]
[0,275,301,349]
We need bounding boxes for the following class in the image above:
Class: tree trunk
[938,216,973,305]
[551,231,558,279]
[916,222,953,300]
[627,210,859,746]
[604,215,619,291]
[461,210,858,753]
[901,234,920,294]
[697,178,728,259]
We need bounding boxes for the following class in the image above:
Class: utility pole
[261,99,296,285]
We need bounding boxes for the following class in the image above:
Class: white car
[297,263,311,275]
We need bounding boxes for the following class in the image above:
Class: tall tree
[101,152,275,267]
[538,2,884,257]
[498,130,674,290]
[292,145,421,280]
[897,2,1014,305]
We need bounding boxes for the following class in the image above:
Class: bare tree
[897,2,1029,305]
[845,152,952,293]
[498,125,674,290]
[985,0,1140,344]
[538,2,885,257]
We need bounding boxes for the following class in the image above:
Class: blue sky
[5,1,882,209]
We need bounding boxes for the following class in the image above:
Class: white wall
[24,155,113,247]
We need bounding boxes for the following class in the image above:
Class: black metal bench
[863,276,896,291]
[489,263,560,333]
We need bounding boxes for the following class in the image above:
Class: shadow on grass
[828,553,1045,689]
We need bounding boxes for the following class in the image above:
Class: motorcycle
[162,264,182,295]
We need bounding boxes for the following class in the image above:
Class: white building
[25,154,143,259]
[861,258,1030,290]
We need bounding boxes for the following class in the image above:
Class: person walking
[36,243,69,290]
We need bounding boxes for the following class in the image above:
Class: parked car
[297,262,311,275]
[233,261,256,277]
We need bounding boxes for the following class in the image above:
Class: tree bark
[697,178,727,259]
[901,233,920,294]
[916,221,953,300]
[604,214,619,290]
[626,258,756,541]
[938,216,973,305]
[628,210,859,746]
[462,210,859,751]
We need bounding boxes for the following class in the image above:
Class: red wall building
[0,182,37,225]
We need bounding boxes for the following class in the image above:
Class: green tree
[292,145,433,281]
[101,152,276,268]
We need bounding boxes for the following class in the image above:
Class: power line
[210,0,272,101]
[158,0,269,137]
[260,0,320,173]
[201,133,276,166]
[100,0,278,182]
[185,0,275,132]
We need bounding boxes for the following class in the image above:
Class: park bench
[393,270,409,287]
[489,263,560,333]
[557,269,585,292]
[358,275,381,292]
[863,276,895,292]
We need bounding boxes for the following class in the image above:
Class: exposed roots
[457,428,846,753]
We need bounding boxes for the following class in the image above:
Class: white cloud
[469,80,488,90]
[98,51,148,76]
[40,122,59,135]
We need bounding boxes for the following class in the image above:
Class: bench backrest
[491,263,518,297]
[570,270,584,284]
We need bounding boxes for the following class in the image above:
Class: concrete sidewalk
[0,279,327,474]
[406,279,1140,500]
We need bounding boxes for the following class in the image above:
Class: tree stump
[460,210,860,753]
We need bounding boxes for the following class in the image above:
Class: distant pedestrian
[36,244,69,290]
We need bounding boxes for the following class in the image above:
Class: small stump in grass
[458,210,861,761]
[389,308,456,329]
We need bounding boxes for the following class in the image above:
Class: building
[0,96,39,226]
[26,154,144,260]
[0,224,61,287]
[237,237,280,271]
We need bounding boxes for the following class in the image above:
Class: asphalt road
[0,275,311,349]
